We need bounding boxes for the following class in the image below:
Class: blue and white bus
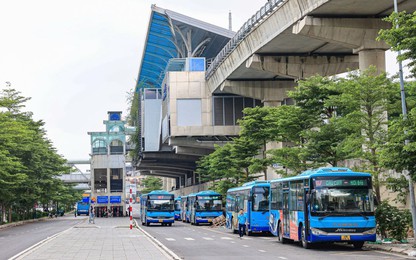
[174,196,181,221]
[140,190,175,226]
[226,181,270,235]
[269,167,376,249]
[188,190,223,225]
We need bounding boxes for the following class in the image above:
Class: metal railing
[205,0,286,80]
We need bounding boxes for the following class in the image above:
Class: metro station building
[134,2,405,193]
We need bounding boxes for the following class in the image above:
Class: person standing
[89,205,95,224]
[238,209,247,239]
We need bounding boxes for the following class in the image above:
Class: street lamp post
[393,0,416,239]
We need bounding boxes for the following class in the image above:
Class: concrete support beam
[174,146,213,157]
[293,16,390,50]
[293,16,389,72]
[246,54,358,80]
[219,80,296,102]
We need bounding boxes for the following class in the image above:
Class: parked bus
[180,195,188,222]
[188,190,223,225]
[226,181,270,235]
[76,201,90,216]
[269,167,376,249]
[174,196,181,220]
[140,190,175,226]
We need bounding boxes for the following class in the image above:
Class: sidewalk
[11,217,172,260]
[364,238,416,257]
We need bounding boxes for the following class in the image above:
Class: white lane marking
[165,238,175,241]
[203,237,214,240]
[260,237,272,240]
[278,257,288,259]
[230,241,236,243]
[259,250,266,253]
[221,237,233,240]
[184,237,195,241]
[243,245,249,247]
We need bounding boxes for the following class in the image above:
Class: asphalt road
[136,218,411,260]
[0,215,85,260]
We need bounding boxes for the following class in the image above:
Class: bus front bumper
[309,228,377,243]
[147,217,174,224]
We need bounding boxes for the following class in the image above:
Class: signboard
[82,197,90,203]
[197,196,221,200]
[149,195,173,200]
[110,196,121,204]
[314,178,369,187]
[97,196,108,204]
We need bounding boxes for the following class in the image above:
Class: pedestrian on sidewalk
[89,205,95,224]
[238,209,247,239]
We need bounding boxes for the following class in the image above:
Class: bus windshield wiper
[318,213,341,220]
[345,211,369,220]
[318,213,337,220]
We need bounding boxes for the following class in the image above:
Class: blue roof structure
[136,5,234,90]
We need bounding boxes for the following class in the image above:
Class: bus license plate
[341,235,350,240]
[159,219,163,223]
[208,219,212,222]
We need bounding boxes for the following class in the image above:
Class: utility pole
[393,0,416,239]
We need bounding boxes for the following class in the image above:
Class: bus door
[283,191,290,236]
[233,195,241,230]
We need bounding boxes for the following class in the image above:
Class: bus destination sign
[315,179,368,187]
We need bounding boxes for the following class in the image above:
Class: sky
[0,0,408,162]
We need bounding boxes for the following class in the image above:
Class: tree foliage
[0,88,77,223]
[142,176,163,194]
[378,11,416,78]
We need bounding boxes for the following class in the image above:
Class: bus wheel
[353,241,364,249]
[301,226,311,249]
[278,223,286,244]
[168,223,172,226]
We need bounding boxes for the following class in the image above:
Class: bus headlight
[310,228,327,236]
[363,228,376,235]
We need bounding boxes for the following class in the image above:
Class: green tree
[381,108,416,182]
[142,176,163,193]
[378,11,416,78]
[239,106,278,180]
[267,105,315,176]
[288,75,359,168]
[335,68,395,202]
[0,88,71,223]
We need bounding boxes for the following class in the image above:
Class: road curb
[8,226,73,260]
[134,219,182,260]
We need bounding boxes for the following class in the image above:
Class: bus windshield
[311,188,374,214]
[174,200,181,211]
[252,187,270,211]
[195,198,222,211]
[147,197,174,211]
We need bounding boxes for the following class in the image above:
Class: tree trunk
[8,206,12,223]
[263,140,267,180]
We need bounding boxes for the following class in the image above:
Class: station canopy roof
[136,5,234,90]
